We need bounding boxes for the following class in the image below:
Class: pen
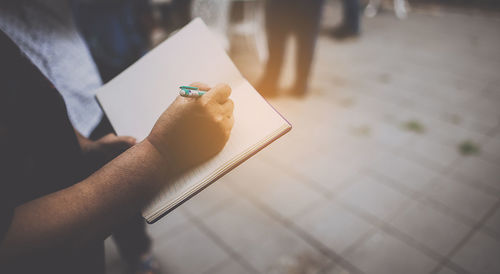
[179,86,206,97]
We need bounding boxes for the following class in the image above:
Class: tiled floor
[106,3,500,274]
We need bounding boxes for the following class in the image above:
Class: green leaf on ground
[402,120,425,133]
[458,140,480,156]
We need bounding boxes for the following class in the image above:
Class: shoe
[331,24,360,40]
[364,2,378,17]
[286,86,307,98]
[394,0,409,19]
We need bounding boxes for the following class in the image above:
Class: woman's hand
[147,82,234,173]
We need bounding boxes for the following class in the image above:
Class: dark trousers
[90,117,151,265]
[262,0,324,93]
[342,0,360,32]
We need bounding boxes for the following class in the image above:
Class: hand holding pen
[147,82,234,173]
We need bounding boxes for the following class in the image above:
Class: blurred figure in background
[154,0,192,34]
[257,0,325,98]
[332,0,361,39]
[71,0,153,83]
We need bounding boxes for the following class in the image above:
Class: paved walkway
[106,4,500,274]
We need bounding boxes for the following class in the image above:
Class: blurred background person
[332,0,361,39]
[153,0,192,35]
[256,0,325,98]
[71,0,153,83]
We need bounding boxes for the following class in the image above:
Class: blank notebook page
[95,18,290,222]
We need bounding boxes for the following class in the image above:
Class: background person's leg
[332,0,360,39]
[344,0,360,32]
[256,0,292,97]
[291,0,325,96]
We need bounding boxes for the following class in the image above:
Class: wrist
[140,138,178,180]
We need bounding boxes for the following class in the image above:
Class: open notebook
[95,18,291,223]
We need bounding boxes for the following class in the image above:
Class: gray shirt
[0,0,103,137]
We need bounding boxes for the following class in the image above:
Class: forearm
[0,140,170,260]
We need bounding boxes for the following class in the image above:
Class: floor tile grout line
[394,143,460,177]
[338,201,471,274]
[181,191,237,220]
[266,126,462,215]
[288,198,331,221]
[261,155,365,200]
[229,184,367,274]
[395,144,500,199]
[202,257,233,274]
[369,167,500,242]
[260,156,339,196]
[223,179,328,221]
[338,192,417,257]
[446,172,500,198]
[418,195,500,243]
[341,226,380,261]
[485,120,500,138]
[429,199,500,274]
[338,155,494,273]
[367,152,500,241]
[278,86,496,179]
[320,261,339,274]
[366,168,424,199]
[474,121,500,167]
[391,134,500,199]
[481,224,500,240]
[184,210,261,274]
[263,148,471,271]
[316,11,496,272]
[248,74,498,274]
[262,110,500,271]
[321,73,497,139]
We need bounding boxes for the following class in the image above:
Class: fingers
[224,115,234,137]
[102,133,136,147]
[115,136,137,146]
[205,83,231,104]
[227,115,234,131]
[189,82,211,91]
[222,100,234,136]
[221,99,234,118]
